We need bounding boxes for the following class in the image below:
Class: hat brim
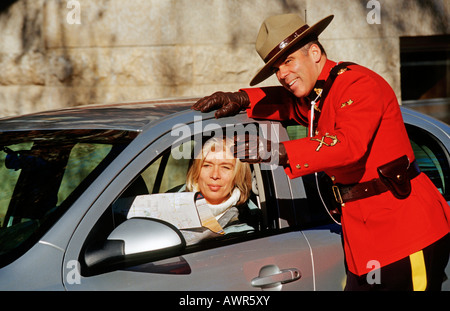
[250,15,334,86]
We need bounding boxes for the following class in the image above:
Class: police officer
[192,13,450,290]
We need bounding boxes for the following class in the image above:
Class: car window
[110,137,263,241]
[58,143,114,205]
[145,141,194,194]
[0,129,137,267]
[78,128,274,277]
[406,124,450,200]
[286,124,309,141]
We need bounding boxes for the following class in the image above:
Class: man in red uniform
[192,13,450,290]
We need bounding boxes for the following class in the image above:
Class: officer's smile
[285,76,302,94]
[288,78,299,87]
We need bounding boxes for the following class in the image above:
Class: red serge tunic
[241,59,450,276]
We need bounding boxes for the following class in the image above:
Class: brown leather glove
[232,133,288,166]
[192,91,250,119]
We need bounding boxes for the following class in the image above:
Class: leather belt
[332,160,421,204]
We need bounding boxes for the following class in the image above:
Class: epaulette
[314,62,356,128]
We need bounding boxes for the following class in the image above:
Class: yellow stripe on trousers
[409,250,427,291]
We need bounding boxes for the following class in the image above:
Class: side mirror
[83,218,185,275]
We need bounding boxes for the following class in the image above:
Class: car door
[275,121,346,290]
[62,112,316,291]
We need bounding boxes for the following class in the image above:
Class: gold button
[331,176,336,181]
[296,164,301,169]
[304,163,309,168]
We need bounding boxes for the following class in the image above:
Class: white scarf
[209,188,241,218]
[194,187,241,218]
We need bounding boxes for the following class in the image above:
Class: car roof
[2,98,447,140]
[0,98,198,132]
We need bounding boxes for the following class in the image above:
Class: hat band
[263,24,310,63]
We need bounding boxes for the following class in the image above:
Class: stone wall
[0,0,448,117]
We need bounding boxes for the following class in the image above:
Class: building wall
[0,0,448,117]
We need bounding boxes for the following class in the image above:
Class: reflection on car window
[406,124,449,200]
[286,124,308,141]
[59,143,113,205]
[0,129,137,267]
[148,141,193,193]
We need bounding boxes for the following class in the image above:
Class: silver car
[0,98,448,291]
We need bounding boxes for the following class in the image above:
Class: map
[126,192,202,229]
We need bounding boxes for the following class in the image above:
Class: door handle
[251,265,301,290]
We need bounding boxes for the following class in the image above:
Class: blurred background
[0,0,448,123]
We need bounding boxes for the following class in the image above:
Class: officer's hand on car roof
[192,91,250,119]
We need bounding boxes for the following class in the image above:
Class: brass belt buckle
[332,185,344,205]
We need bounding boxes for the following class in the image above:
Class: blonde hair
[186,137,252,205]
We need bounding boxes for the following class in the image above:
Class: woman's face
[197,147,236,205]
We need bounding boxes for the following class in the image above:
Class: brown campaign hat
[250,13,334,86]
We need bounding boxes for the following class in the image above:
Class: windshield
[0,129,137,266]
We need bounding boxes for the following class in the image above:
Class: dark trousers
[345,233,450,291]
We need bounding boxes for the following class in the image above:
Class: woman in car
[182,137,256,244]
